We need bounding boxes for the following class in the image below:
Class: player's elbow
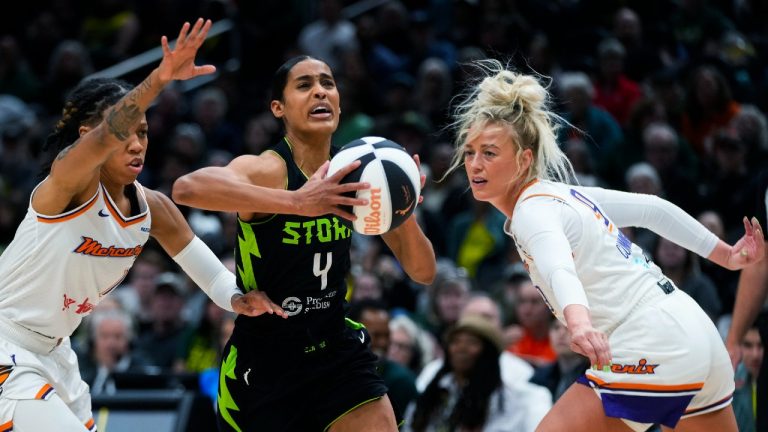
[171,175,198,205]
[411,261,436,286]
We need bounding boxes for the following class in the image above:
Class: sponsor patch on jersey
[282,297,303,316]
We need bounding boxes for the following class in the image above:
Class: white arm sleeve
[172,236,241,312]
[513,201,589,310]
[579,186,719,258]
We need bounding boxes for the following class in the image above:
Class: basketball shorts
[0,337,95,431]
[577,289,733,431]
[217,321,388,432]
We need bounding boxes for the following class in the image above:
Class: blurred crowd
[0,0,766,430]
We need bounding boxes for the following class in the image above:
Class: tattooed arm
[34,19,216,214]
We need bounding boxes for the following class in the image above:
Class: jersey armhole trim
[36,189,99,223]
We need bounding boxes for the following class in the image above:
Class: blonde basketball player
[447,59,764,432]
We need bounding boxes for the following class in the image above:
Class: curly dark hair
[39,77,132,178]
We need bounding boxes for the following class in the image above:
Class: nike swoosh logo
[358,331,365,344]
[98,209,109,218]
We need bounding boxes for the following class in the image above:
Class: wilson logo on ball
[327,137,421,235]
[364,188,383,234]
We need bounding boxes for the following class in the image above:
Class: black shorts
[216,323,388,432]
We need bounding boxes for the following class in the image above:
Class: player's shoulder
[517,181,570,210]
[230,152,287,189]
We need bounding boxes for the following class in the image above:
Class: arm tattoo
[106,105,141,140]
[106,75,154,141]
[56,138,82,161]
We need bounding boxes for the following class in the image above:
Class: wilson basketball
[327,137,421,235]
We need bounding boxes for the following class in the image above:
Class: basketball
[327,136,421,235]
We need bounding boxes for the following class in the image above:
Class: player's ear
[270,100,284,119]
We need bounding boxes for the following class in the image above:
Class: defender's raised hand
[157,18,217,83]
[726,216,765,270]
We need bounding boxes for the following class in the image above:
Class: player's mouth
[309,103,333,120]
[471,177,487,188]
[128,158,144,175]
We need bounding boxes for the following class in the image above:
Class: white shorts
[578,289,733,431]
[0,337,95,431]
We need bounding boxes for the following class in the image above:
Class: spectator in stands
[557,71,623,181]
[190,86,241,155]
[417,261,470,341]
[623,162,662,253]
[506,277,557,367]
[592,37,642,126]
[297,0,358,71]
[174,297,231,374]
[348,299,418,423]
[77,307,154,395]
[641,121,702,214]
[680,65,741,156]
[733,322,763,432]
[730,105,768,170]
[40,39,94,115]
[351,270,385,303]
[134,272,194,370]
[700,127,752,237]
[404,314,550,432]
[416,292,538,392]
[611,7,663,82]
[447,198,509,285]
[114,248,167,333]
[388,312,437,375]
[530,319,590,402]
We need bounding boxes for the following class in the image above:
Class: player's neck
[284,134,332,175]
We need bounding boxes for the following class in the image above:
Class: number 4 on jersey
[313,252,332,290]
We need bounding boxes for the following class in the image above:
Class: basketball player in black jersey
[173,56,436,432]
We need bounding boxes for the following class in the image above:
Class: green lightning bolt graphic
[237,220,260,293]
[218,345,242,432]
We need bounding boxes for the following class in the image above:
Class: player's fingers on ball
[338,181,369,192]
[332,194,365,206]
[312,160,331,179]
[331,160,360,179]
[333,208,357,221]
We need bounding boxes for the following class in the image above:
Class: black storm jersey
[233,138,352,337]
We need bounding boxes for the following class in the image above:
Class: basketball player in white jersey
[446,59,765,432]
[0,19,296,431]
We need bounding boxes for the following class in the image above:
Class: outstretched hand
[726,216,764,270]
[295,160,370,221]
[231,291,288,318]
[157,18,217,84]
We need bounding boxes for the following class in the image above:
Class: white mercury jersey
[0,180,150,342]
[505,180,718,334]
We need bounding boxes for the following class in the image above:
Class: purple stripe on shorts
[601,392,694,428]
[577,374,695,428]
